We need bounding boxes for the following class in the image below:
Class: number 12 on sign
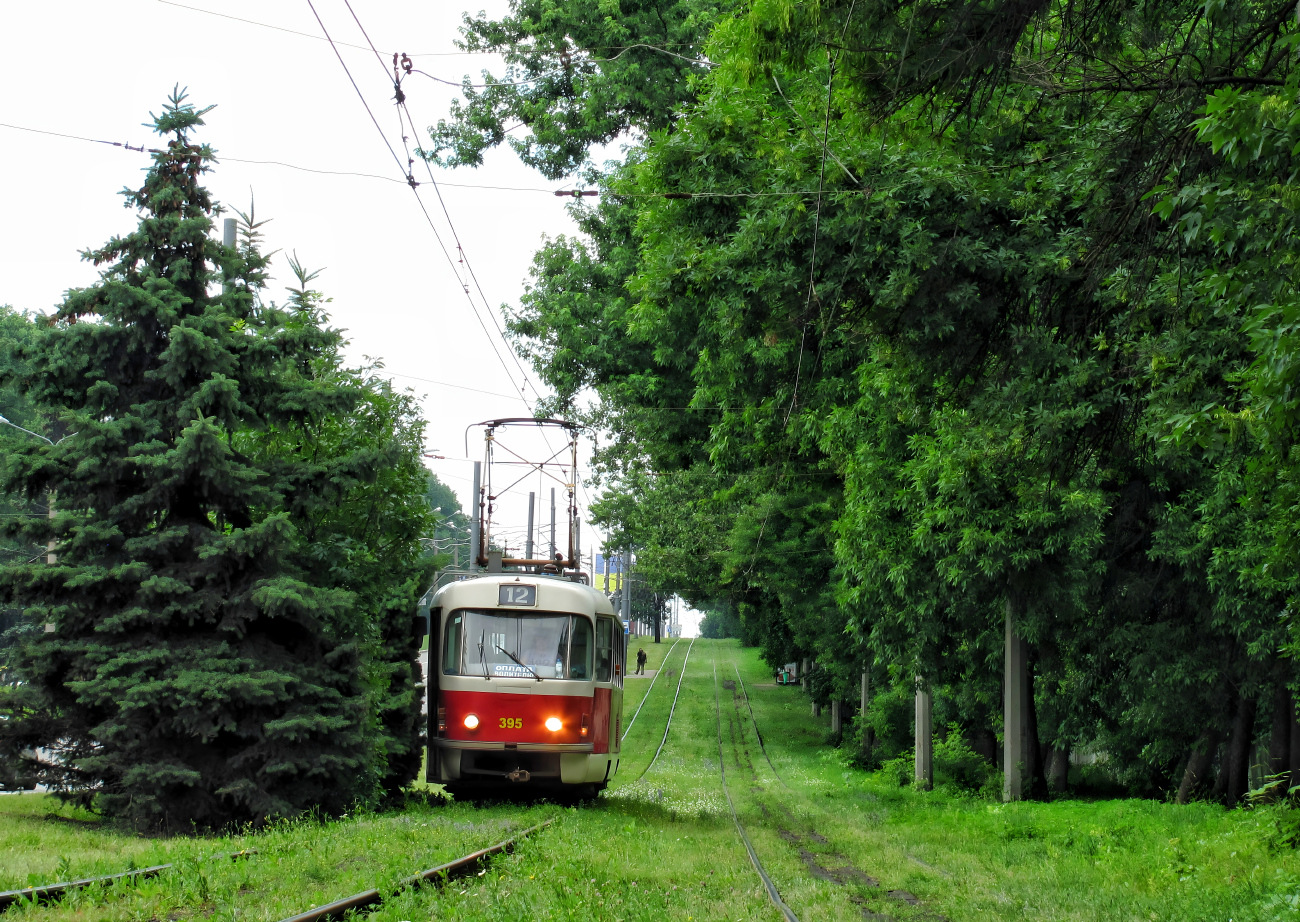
[498,584,536,606]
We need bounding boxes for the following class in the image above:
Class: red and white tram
[425,572,625,798]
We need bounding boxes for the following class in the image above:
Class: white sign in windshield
[492,663,543,678]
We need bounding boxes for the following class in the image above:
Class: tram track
[275,819,552,922]
[714,660,802,922]
[0,849,257,913]
[718,654,949,922]
[732,662,792,791]
[620,636,681,742]
[627,637,695,783]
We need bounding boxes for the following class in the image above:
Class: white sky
[0,0,615,560]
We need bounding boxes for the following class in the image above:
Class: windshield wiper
[496,645,542,682]
[478,631,490,681]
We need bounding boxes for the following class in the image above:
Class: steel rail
[732,662,792,790]
[621,637,682,741]
[714,659,800,922]
[0,850,257,912]
[630,637,695,782]
[276,819,553,922]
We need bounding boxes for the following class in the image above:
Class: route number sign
[498,584,537,606]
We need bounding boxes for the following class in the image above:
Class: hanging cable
[339,0,549,410]
[304,0,532,407]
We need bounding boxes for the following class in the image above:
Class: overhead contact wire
[340,0,546,411]
[305,0,531,406]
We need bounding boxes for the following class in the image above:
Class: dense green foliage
[426,0,720,179]
[0,93,433,826]
[438,0,1300,804]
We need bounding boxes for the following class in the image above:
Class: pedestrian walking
[636,647,647,675]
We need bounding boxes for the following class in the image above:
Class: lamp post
[0,415,72,636]
[0,415,56,446]
[0,414,73,564]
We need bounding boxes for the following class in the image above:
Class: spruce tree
[0,91,385,829]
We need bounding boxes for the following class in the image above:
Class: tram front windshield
[443,610,594,680]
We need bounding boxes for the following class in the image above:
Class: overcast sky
[0,0,700,635]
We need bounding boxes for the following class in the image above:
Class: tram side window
[569,617,593,679]
[443,614,463,675]
[595,618,613,682]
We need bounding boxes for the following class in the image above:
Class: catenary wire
[157,0,468,55]
[157,0,710,60]
[361,26,552,410]
[0,121,889,199]
[338,0,546,410]
[304,0,532,407]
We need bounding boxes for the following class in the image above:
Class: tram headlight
[463,714,480,730]
[544,717,562,732]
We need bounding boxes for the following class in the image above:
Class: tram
[423,418,625,798]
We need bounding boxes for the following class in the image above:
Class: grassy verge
[721,639,1300,922]
[7,638,1299,921]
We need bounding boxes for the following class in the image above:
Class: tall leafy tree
[443,0,1300,801]
[426,0,724,179]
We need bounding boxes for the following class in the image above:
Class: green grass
[5,638,1299,921]
[720,640,1300,922]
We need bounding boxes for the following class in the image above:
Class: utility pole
[549,487,556,560]
[525,491,535,562]
[653,590,661,643]
[915,675,933,790]
[1004,598,1030,801]
[470,461,482,568]
[621,551,631,628]
[222,217,236,294]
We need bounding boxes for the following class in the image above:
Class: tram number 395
[499,717,522,729]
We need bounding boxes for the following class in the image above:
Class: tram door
[593,616,624,764]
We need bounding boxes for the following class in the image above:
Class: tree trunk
[1176,728,1219,805]
[1046,747,1069,794]
[965,726,998,767]
[1290,695,1300,794]
[860,669,874,762]
[1211,736,1231,802]
[1269,686,1292,785]
[1025,659,1048,798]
[1224,693,1259,806]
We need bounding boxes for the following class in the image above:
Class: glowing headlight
[544,717,562,732]
[463,714,480,730]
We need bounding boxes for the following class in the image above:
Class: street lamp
[0,414,72,572]
[0,415,54,446]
